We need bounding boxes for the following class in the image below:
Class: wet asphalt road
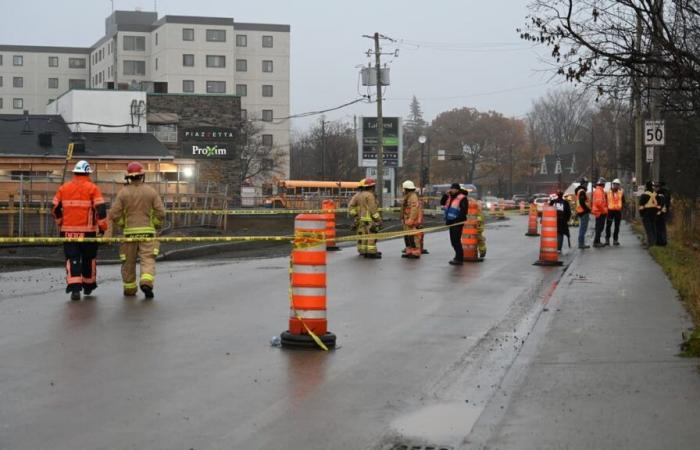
[0,215,629,449]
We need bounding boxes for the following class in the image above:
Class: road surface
[1,215,698,450]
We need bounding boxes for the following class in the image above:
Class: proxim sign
[191,144,229,157]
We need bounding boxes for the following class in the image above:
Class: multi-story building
[0,9,290,177]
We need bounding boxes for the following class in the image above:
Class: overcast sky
[0,0,562,130]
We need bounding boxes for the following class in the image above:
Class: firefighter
[476,202,487,258]
[348,178,382,259]
[401,180,423,259]
[52,160,108,301]
[591,177,608,248]
[106,162,166,298]
[605,178,625,246]
[639,180,659,248]
[440,183,468,265]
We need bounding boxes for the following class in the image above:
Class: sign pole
[374,32,384,207]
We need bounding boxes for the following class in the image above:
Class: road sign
[357,117,403,168]
[66,143,74,161]
[437,149,446,161]
[646,146,654,163]
[644,120,665,146]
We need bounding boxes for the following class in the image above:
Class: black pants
[605,210,622,243]
[594,214,607,244]
[642,213,657,246]
[656,213,668,246]
[63,241,98,293]
[448,222,463,261]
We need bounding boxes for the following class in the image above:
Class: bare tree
[238,120,286,185]
[527,89,593,152]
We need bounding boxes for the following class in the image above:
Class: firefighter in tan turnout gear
[401,180,423,259]
[348,177,382,259]
[107,162,166,298]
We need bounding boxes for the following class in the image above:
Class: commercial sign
[357,117,403,168]
[181,127,237,159]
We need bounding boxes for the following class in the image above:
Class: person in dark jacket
[574,179,591,249]
[655,181,671,246]
[639,180,659,248]
[440,183,469,265]
[549,190,572,253]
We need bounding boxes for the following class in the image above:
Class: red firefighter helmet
[126,161,145,178]
[363,177,376,187]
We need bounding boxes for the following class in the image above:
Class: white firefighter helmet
[72,160,92,174]
[402,180,416,190]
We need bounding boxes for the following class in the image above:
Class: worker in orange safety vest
[591,177,609,248]
[51,160,108,301]
[605,178,625,246]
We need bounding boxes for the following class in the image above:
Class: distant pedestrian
[655,181,670,246]
[575,178,591,249]
[639,181,659,248]
[440,183,468,265]
[605,178,625,246]
[591,178,608,248]
[549,190,571,253]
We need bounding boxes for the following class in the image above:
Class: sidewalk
[473,222,700,449]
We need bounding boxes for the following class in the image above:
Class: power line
[250,97,369,124]
[385,83,549,102]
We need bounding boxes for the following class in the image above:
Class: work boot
[83,286,94,296]
[366,253,382,259]
[404,254,419,259]
[448,259,463,266]
[421,249,429,254]
[613,241,620,246]
[123,290,137,297]
[604,239,610,246]
[141,285,154,299]
[578,244,590,249]
[70,289,81,301]
[593,242,603,248]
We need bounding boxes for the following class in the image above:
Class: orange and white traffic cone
[321,199,340,251]
[280,214,336,349]
[525,203,540,236]
[534,205,562,266]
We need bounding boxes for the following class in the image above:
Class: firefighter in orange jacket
[106,162,166,298]
[401,180,423,259]
[52,160,108,300]
[591,177,609,248]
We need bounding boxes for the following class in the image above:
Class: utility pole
[320,117,327,180]
[650,0,664,181]
[373,32,385,207]
[633,11,643,192]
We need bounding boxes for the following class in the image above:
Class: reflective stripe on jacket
[108,181,166,236]
[444,193,466,221]
[52,175,107,233]
[640,191,658,210]
[607,189,624,211]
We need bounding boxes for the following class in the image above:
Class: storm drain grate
[391,445,454,450]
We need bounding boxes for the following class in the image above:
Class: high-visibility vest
[575,190,589,214]
[52,176,107,233]
[641,191,658,209]
[444,193,466,221]
[591,187,608,217]
[607,189,623,211]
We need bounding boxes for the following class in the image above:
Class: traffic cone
[534,205,562,266]
[280,214,337,349]
[525,203,540,236]
[321,199,340,251]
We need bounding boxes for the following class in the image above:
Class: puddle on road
[390,402,481,442]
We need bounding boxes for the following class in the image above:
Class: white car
[533,196,549,214]
[482,196,499,210]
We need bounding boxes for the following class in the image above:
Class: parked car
[482,196,499,210]
[529,192,547,203]
[512,193,529,205]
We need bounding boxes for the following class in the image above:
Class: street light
[418,135,427,189]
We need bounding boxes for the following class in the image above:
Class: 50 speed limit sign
[644,120,665,146]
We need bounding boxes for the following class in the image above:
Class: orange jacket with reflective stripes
[607,188,624,211]
[52,175,108,233]
[591,186,608,218]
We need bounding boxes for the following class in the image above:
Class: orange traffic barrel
[281,214,337,349]
[525,203,540,236]
[321,199,340,251]
[534,205,562,266]
[461,200,483,262]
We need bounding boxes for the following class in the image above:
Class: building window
[182,54,194,67]
[206,81,226,93]
[262,35,273,48]
[241,109,247,120]
[262,134,273,147]
[182,28,194,41]
[0,98,2,109]
[236,34,247,47]
[235,84,247,97]
[123,60,146,75]
[235,59,247,72]
[206,29,226,42]
[182,80,194,92]
[48,56,59,67]
[0,55,3,65]
[262,60,273,73]
[13,55,23,66]
[13,77,23,88]
[69,79,86,89]
[48,78,59,89]
[0,76,2,87]
[13,98,23,109]
[206,55,226,68]
[155,58,158,71]
[123,35,146,51]
[262,109,273,122]
[155,33,158,46]
[262,84,273,97]
[99,49,103,61]
[69,57,86,69]
[148,124,178,143]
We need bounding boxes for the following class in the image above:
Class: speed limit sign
[644,120,665,146]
